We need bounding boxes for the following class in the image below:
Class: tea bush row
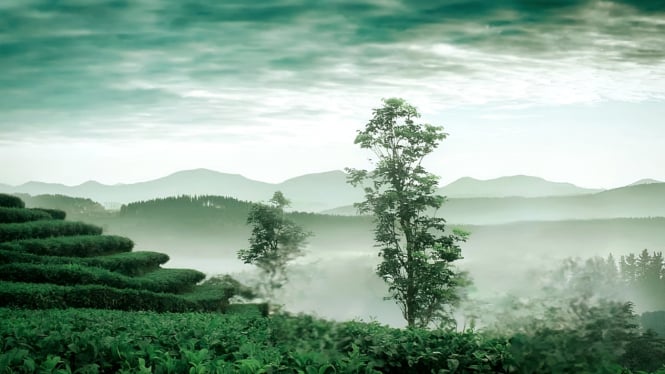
[0,221,102,242]
[0,235,133,257]
[0,281,198,312]
[0,263,205,294]
[0,249,169,276]
[0,194,24,208]
[0,207,53,223]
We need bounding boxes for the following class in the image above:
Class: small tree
[347,98,469,328]
[238,191,311,301]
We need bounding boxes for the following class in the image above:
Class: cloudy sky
[1,0,664,188]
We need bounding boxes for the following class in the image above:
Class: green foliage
[619,249,665,311]
[0,220,102,242]
[30,208,67,220]
[0,249,169,276]
[622,329,665,372]
[0,281,198,312]
[0,235,133,257]
[238,191,312,300]
[17,193,104,220]
[186,275,258,312]
[0,308,514,373]
[347,98,468,328]
[0,207,53,223]
[507,300,639,373]
[120,195,253,230]
[0,263,205,294]
[0,193,25,208]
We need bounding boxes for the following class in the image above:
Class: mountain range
[324,183,665,224]
[0,169,658,212]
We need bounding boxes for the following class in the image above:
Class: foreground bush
[0,308,512,373]
[0,194,24,208]
[0,235,133,257]
[0,281,197,312]
[0,264,205,294]
[0,207,52,224]
[0,221,102,242]
[0,249,169,276]
[30,208,67,220]
[0,281,263,314]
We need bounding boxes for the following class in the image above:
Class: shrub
[0,194,24,208]
[0,249,168,275]
[138,268,206,293]
[0,235,133,256]
[0,221,102,242]
[30,208,66,220]
[0,264,205,294]
[0,207,52,224]
[0,281,198,312]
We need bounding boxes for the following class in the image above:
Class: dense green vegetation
[17,193,107,220]
[2,191,665,372]
[0,194,261,316]
[0,207,53,223]
[0,220,103,242]
[0,249,169,276]
[0,193,25,208]
[0,235,134,257]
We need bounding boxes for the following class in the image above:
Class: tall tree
[237,191,311,301]
[347,98,469,328]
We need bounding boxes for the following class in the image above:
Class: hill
[1,170,607,213]
[324,183,665,224]
[437,175,602,198]
[0,193,260,314]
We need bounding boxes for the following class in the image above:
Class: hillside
[437,175,602,198]
[1,170,609,213]
[0,193,260,314]
[325,183,665,224]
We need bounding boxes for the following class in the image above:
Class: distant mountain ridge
[1,169,649,213]
[438,175,602,198]
[323,182,665,224]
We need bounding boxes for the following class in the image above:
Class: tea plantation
[1,193,665,373]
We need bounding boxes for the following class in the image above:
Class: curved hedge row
[0,235,133,257]
[0,207,53,224]
[0,263,205,294]
[0,249,169,276]
[0,281,198,312]
[30,208,66,220]
[137,268,206,293]
[0,194,24,208]
[0,221,102,242]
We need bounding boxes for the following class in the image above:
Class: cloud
[0,0,664,142]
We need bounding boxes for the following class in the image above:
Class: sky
[1,0,664,189]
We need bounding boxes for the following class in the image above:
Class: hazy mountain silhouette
[324,183,665,224]
[0,170,634,214]
[438,175,601,198]
[0,169,359,212]
[629,178,662,186]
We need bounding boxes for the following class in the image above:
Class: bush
[0,194,24,208]
[0,263,205,294]
[138,268,206,293]
[0,235,133,257]
[0,250,168,276]
[30,208,66,220]
[0,207,52,224]
[0,221,102,242]
[0,281,198,312]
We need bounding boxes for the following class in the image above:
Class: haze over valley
[9,171,665,326]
